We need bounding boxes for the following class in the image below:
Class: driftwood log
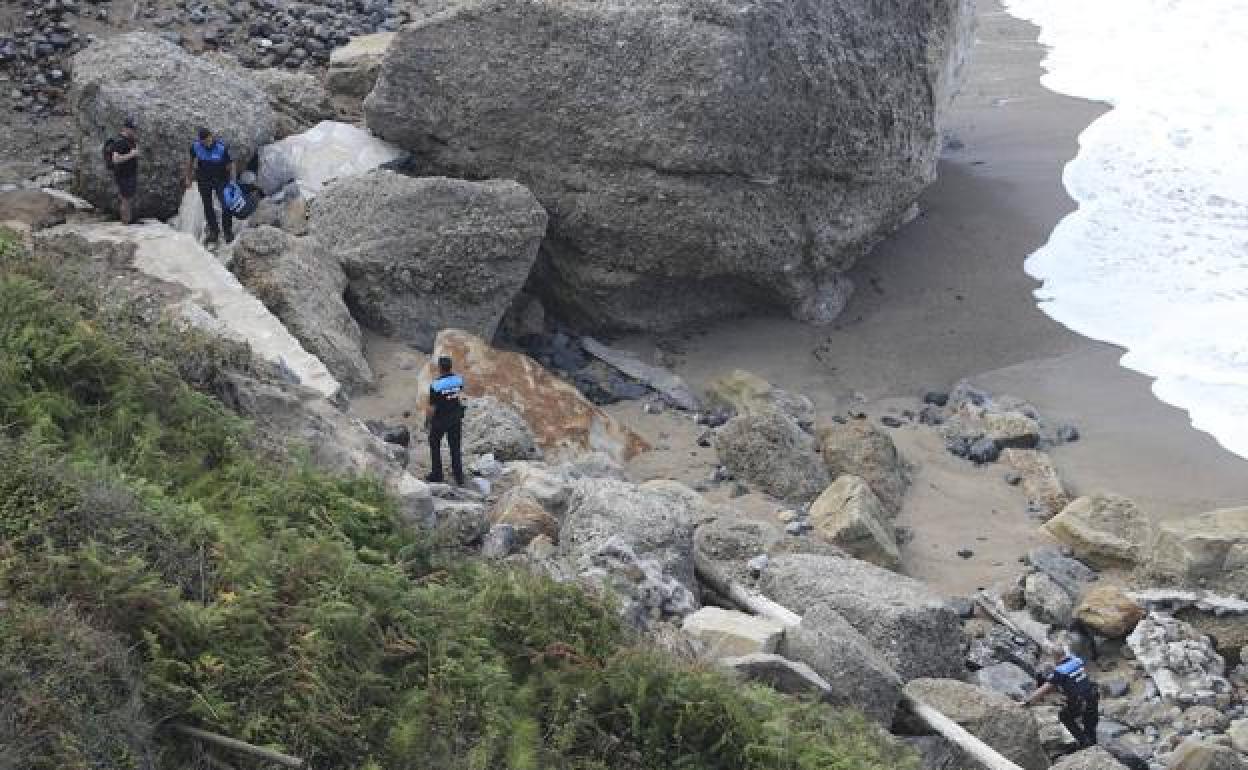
[171,724,304,768]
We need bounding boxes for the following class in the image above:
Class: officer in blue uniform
[1024,649,1100,748]
[184,127,236,245]
[425,356,465,486]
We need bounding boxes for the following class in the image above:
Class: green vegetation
[0,226,915,770]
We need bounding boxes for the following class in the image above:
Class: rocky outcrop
[1151,507,1248,595]
[250,69,336,139]
[902,678,1048,770]
[559,479,703,626]
[33,222,340,399]
[781,604,903,724]
[461,397,540,461]
[714,411,829,502]
[310,172,548,348]
[681,607,785,659]
[365,0,974,332]
[807,476,900,569]
[419,330,647,465]
[232,226,373,393]
[1075,586,1145,639]
[1044,494,1154,569]
[760,553,965,681]
[327,32,395,99]
[818,419,909,515]
[70,33,276,219]
[706,370,816,430]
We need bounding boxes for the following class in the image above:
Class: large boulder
[781,604,903,724]
[902,678,1048,770]
[365,0,974,332]
[818,419,909,515]
[1151,507,1248,595]
[250,69,336,140]
[559,479,703,626]
[418,330,647,465]
[705,370,816,430]
[717,653,833,699]
[1024,570,1075,627]
[1044,494,1154,569]
[70,33,276,219]
[760,553,965,681]
[310,172,548,348]
[1074,586,1145,639]
[681,607,785,659]
[1050,747,1129,770]
[327,32,396,99]
[232,226,373,393]
[971,662,1036,702]
[714,411,829,502]
[1166,740,1246,770]
[807,475,900,569]
[692,512,844,588]
[461,396,540,461]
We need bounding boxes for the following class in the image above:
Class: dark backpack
[101,137,120,170]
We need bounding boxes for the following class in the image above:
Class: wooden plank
[693,556,802,628]
[171,725,304,768]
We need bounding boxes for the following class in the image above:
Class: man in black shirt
[107,117,139,224]
[1024,650,1100,748]
[425,356,466,486]
[184,127,236,245]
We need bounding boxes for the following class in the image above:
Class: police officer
[1024,648,1100,748]
[425,356,465,486]
[184,127,236,245]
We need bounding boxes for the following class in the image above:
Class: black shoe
[205,231,219,246]
[223,230,235,244]
[424,473,443,484]
[453,476,465,487]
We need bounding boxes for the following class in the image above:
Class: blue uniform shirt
[428,373,465,427]
[1047,655,1096,700]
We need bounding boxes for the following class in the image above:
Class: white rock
[682,607,785,660]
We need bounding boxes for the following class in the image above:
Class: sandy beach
[608,1,1248,595]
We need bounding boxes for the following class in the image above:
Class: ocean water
[1002,0,1248,458]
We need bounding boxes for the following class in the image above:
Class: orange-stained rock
[491,490,560,545]
[418,329,648,464]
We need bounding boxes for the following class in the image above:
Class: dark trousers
[198,178,232,239]
[428,420,463,484]
[1060,695,1099,747]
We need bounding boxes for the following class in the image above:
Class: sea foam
[1002,0,1248,458]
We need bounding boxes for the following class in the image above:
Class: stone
[1075,586,1146,639]
[0,188,77,229]
[972,662,1037,701]
[461,396,540,461]
[807,475,900,569]
[1126,612,1232,704]
[419,330,647,465]
[903,736,963,770]
[717,653,832,699]
[817,419,909,515]
[760,553,965,681]
[782,604,903,724]
[705,370,816,430]
[250,68,336,139]
[34,223,339,399]
[481,523,517,559]
[1050,747,1130,770]
[1175,611,1248,664]
[490,489,560,546]
[1228,719,1248,753]
[70,33,276,219]
[560,479,703,626]
[1027,546,1098,598]
[1025,570,1075,626]
[580,337,699,410]
[1003,448,1070,520]
[309,172,548,349]
[681,607,785,659]
[714,411,830,502]
[327,31,395,98]
[1180,705,1230,733]
[1166,740,1246,770]
[902,678,1047,770]
[364,0,973,332]
[232,226,373,393]
[1044,494,1154,569]
[435,499,490,545]
[1152,507,1248,595]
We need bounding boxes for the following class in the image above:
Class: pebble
[785,520,810,536]
[879,415,903,428]
[923,390,950,407]
[746,554,768,575]
[1057,424,1081,443]
[957,548,974,559]
[1004,471,1022,486]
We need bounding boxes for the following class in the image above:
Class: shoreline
[614,0,1248,594]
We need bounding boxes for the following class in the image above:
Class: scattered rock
[901,678,1048,770]
[781,604,903,724]
[807,475,900,569]
[1075,586,1146,639]
[1003,448,1070,519]
[1044,494,1154,569]
[705,370,816,430]
[310,172,548,348]
[760,553,966,681]
[817,419,909,515]
[681,607,785,659]
[714,410,830,502]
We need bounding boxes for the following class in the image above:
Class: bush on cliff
[0,227,915,770]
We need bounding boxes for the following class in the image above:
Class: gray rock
[481,523,517,559]
[1166,740,1245,770]
[1025,570,1076,627]
[717,653,832,699]
[782,604,903,724]
[694,515,784,586]
[901,678,1048,770]
[972,662,1036,701]
[461,397,540,461]
[232,226,374,393]
[1050,747,1130,770]
[902,736,963,770]
[817,420,910,515]
[70,33,276,218]
[1027,546,1098,598]
[364,0,974,332]
[250,69,336,139]
[434,499,490,545]
[580,336,700,410]
[714,411,830,502]
[760,553,966,681]
[309,172,548,348]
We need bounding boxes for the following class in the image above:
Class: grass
[0,226,916,770]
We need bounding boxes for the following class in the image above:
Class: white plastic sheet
[171,183,206,242]
[256,120,405,199]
